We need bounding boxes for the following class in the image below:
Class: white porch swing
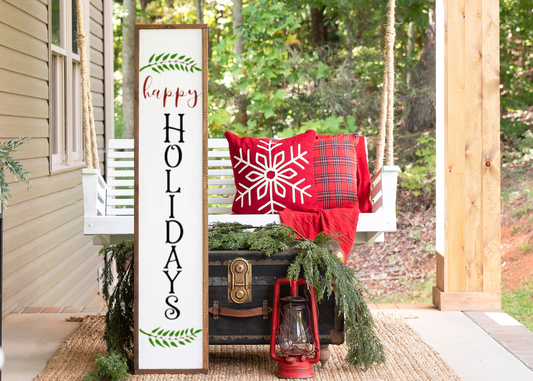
[79,0,400,246]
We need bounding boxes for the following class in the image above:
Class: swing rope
[375,0,396,173]
[76,0,100,171]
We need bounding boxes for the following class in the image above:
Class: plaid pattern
[313,134,359,209]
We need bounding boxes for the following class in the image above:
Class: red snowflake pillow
[225,130,318,214]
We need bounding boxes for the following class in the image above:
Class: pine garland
[99,240,135,361]
[209,223,386,369]
[100,223,385,370]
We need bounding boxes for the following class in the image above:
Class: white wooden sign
[134,25,208,374]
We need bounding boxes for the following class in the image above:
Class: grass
[502,278,533,332]
[375,274,435,304]
[518,242,533,254]
[374,274,533,334]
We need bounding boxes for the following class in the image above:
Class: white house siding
[90,0,107,172]
[0,0,113,317]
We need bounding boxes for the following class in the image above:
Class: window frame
[49,0,89,173]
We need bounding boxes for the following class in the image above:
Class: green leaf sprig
[139,327,202,348]
[140,52,202,74]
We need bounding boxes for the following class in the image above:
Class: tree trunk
[195,0,204,24]
[406,22,415,84]
[233,0,247,126]
[233,0,244,55]
[311,6,327,45]
[139,0,153,11]
[122,0,136,139]
[344,0,353,61]
[405,8,436,133]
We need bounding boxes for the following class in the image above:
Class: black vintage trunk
[208,250,344,345]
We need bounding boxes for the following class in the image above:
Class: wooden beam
[445,0,466,292]
[433,287,501,311]
[435,0,501,310]
[481,0,501,293]
[464,0,484,292]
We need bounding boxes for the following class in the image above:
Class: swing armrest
[82,168,107,217]
[370,166,400,215]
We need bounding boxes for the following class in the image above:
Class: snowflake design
[233,139,313,214]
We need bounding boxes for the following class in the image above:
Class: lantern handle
[290,279,298,297]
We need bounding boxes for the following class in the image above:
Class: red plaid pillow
[313,134,360,209]
[225,130,318,214]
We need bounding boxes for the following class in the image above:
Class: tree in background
[121,0,136,138]
[404,7,435,134]
[114,0,431,141]
[113,0,533,180]
[232,0,243,54]
[496,0,533,166]
[196,0,204,23]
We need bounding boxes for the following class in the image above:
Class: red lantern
[270,279,321,379]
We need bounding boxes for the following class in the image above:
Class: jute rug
[35,313,461,381]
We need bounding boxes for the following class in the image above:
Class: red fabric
[314,134,372,213]
[225,130,318,214]
[355,136,372,213]
[279,203,360,265]
[313,134,359,209]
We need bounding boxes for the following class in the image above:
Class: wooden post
[434,0,501,311]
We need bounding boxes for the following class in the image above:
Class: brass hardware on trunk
[212,300,220,320]
[228,257,252,304]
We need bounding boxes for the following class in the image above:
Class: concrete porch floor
[2,305,533,381]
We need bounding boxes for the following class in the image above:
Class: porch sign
[134,25,208,374]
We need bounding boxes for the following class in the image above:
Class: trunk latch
[228,257,252,304]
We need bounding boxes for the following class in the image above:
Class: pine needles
[100,223,385,370]
[209,223,386,369]
[208,222,254,250]
[99,240,135,362]
[0,137,31,204]
[285,234,386,368]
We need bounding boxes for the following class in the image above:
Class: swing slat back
[82,139,399,245]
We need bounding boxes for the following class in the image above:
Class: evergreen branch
[140,52,202,73]
[208,222,307,252]
[99,240,135,364]
[103,224,385,369]
[0,137,31,205]
[247,227,386,369]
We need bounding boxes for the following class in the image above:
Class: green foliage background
[113,0,435,187]
[113,0,533,194]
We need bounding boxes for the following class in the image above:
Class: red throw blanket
[356,136,372,213]
[279,202,360,265]
[279,136,371,264]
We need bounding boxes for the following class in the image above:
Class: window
[50,0,86,170]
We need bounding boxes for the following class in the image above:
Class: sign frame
[134,24,209,375]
